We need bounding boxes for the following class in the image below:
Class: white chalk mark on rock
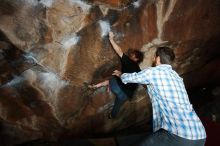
[98,20,111,37]
[156,0,177,40]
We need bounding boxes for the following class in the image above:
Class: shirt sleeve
[121,68,152,85]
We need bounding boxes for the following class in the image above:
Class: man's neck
[156,62,161,66]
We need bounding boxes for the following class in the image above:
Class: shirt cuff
[121,73,128,84]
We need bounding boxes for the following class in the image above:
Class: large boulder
[0,0,219,145]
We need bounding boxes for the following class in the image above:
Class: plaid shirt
[121,64,206,140]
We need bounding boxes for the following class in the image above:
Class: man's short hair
[156,47,175,65]
[128,48,144,64]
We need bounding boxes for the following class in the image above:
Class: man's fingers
[112,70,117,76]
[112,70,121,77]
[112,71,117,75]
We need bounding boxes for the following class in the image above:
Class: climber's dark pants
[138,129,206,146]
[109,76,128,118]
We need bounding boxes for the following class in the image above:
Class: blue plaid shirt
[121,64,206,140]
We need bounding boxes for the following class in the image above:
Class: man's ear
[156,56,161,65]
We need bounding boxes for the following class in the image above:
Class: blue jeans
[138,129,206,146]
[109,76,128,118]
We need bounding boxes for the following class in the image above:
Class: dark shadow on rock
[16,139,95,146]
[91,57,120,84]
[0,31,38,85]
[0,0,17,16]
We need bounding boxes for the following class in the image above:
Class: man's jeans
[109,76,128,118]
[138,129,206,146]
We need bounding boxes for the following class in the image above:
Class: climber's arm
[109,32,123,58]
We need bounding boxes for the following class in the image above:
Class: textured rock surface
[0,0,220,145]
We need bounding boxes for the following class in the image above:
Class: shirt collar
[156,64,172,69]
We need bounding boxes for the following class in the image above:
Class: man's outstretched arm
[109,32,123,58]
[112,69,151,85]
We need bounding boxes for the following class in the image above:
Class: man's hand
[109,31,114,40]
[112,70,122,77]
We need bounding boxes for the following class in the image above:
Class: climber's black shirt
[115,54,141,98]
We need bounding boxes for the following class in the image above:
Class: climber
[112,47,206,146]
[89,31,144,119]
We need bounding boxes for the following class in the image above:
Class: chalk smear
[23,0,55,7]
[39,0,54,7]
[68,0,91,11]
[38,72,68,97]
[98,20,111,37]
[61,34,80,49]
[133,0,142,8]
[5,76,24,87]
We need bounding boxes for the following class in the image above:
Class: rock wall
[0,0,220,145]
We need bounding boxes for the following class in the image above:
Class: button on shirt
[120,64,206,140]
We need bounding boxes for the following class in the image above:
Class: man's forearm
[121,73,139,84]
[121,70,150,85]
